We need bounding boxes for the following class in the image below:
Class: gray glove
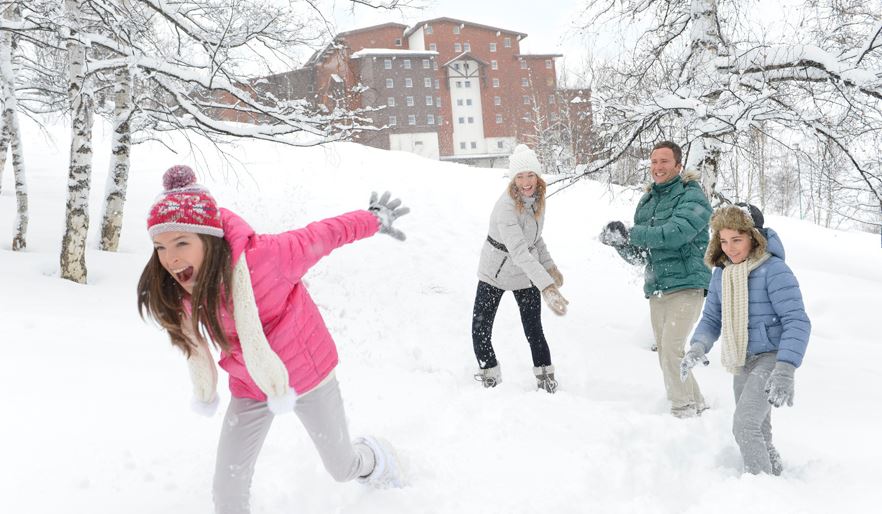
[369,191,410,241]
[600,221,629,247]
[765,361,796,407]
[679,343,710,382]
[541,284,569,316]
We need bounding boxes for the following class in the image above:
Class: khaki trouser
[649,288,706,410]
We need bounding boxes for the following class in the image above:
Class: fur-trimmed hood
[705,205,773,268]
[643,170,701,192]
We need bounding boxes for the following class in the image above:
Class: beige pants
[649,288,706,410]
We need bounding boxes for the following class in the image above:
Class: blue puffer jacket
[690,228,811,367]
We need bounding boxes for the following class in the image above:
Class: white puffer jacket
[477,191,555,291]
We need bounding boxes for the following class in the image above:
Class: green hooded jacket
[616,172,712,297]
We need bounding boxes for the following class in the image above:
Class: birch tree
[0,1,26,250]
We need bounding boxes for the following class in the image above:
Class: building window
[405,78,413,88]
[427,114,435,125]
[456,81,462,88]
[491,60,498,70]
[436,96,441,107]
[453,25,460,35]
[408,114,416,125]
[457,99,464,106]
[492,78,499,88]
[389,115,397,126]
[464,42,471,52]
[495,113,504,123]
[429,43,437,51]
[460,142,466,150]
[494,96,501,106]
[497,141,504,148]
[454,43,462,53]
[433,61,438,70]
[547,77,554,86]
[466,99,473,106]
[437,115,443,125]
[394,38,402,47]
[384,59,392,70]
[434,79,440,89]
[454,63,460,71]
[423,59,430,69]
[520,60,528,69]
[387,97,395,107]
[467,116,474,123]
[521,78,529,87]
[504,37,511,48]
[426,96,433,106]
[458,117,465,124]
[406,96,414,106]
[523,95,530,105]
[545,59,552,69]
[465,80,471,88]
[548,95,556,104]
[307,84,314,93]
[425,24,433,35]
[490,43,497,52]
[403,59,411,69]
[386,78,393,88]
[470,142,477,149]
[424,77,432,87]
[464,63,470,72]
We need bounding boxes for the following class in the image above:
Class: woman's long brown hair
[137,234,233,356]
[508,175,547,219]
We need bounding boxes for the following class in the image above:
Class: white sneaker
[354,436,404,489]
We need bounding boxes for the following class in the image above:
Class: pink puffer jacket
[215,208,379,400]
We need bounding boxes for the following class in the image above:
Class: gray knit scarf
[720,252,771,374]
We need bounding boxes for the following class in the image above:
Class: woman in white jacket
[472,144,569,393]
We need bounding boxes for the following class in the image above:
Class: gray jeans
[733,352,777,474]
[213,376,374,514]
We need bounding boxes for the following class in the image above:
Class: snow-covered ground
[2,118,880,514]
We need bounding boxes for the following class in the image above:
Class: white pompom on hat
[507,144,542,179]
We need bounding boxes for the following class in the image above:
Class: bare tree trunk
[0,5,26,250]
[99,67,132,252]
[60,0,93,283]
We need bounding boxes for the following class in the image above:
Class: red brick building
[249,18,582,167]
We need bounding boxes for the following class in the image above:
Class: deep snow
[1,118,881,514]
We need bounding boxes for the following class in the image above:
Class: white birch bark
[60,0,93,283]
[0,4,27,250]
[99,66,132,252]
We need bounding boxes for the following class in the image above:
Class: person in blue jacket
[680,203,810,475]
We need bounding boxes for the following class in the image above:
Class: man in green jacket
[600,141,712,418]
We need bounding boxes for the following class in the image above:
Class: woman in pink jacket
[137,165,409,513]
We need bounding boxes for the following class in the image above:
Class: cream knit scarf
[720,252,770,374]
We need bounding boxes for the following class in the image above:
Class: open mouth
[172,266,194,283]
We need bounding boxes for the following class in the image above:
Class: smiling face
[152,231,205,294]
[649,147,682,185]
[719,228,753,264]
[514,171,538,198]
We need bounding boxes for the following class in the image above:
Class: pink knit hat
[147,165,224,238]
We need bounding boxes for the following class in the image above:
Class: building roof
[404,17,528,39]
[337,22,408,38]
[515,54,564,59]
[351,48,439,58]
[442,52,489,68]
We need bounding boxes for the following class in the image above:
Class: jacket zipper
[494,256,508,278]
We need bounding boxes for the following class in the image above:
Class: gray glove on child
[541,284,569,316]
[679,343,710,382]
[765,361,796,407]
[369,191,410,241]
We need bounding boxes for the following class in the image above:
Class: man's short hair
[652,141,682,165]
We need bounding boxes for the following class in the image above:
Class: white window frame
[521,78,529,87]
[454,43,462,53]
[492,78,500,88]
[408,114,416,125]
[545,59,552,69]
[405,78,413,88]
[494,96,501,106]
[403,59,411,69]
[491,60,498,70]
[523,95,530,105]
[386,78,394,88]
[429,43,437,51]
[387,97,395,107]
[504,37,511,48]
[520,60,528,69]
[427,114,435,125]
[495,114,503,124]
[384,59,392,69]
[464,42,471,52]
[406,96,414,107]
[490,43,497,53]
[424,77,432,87]
[389,115,397,126]
[426,96,433,106]
[423,59,430,69]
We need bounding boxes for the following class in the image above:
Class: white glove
[541,284,569,316]
[369,191,410,241]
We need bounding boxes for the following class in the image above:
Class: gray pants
[733,352,778,474]
[213,376,374,514]
[649,288,706,410]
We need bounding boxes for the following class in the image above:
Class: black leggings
[471,280,552,369]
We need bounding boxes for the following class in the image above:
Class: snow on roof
[350,48,439,58]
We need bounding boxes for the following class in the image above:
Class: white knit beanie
[508,144,541,179]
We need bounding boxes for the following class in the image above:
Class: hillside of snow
[1,118,880,514]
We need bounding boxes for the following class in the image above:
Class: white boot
[533,365,558,394]
[474,363,501,388]
[354,436,404,489]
